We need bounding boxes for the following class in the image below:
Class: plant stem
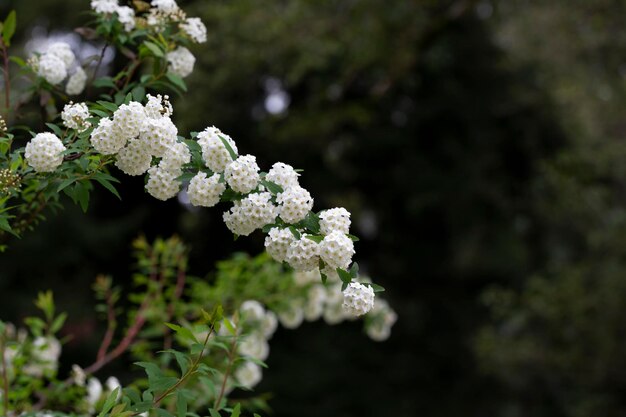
[96,287,117,361]
[0,330,10,415]
[214,336,238,411]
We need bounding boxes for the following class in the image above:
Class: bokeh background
[2,0,626,416]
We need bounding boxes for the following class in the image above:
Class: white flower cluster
[167,46,196,78]
[223,192,278,236]
[234,300,278,389]
[276,186,313,224]
[90,0,136,31]
[365,299,397,341]
[264,227,295,262]
[266,162,300,190]
[197,126,238,172]
[34,42,86,95]
[180,17,207,43]
[187,172,224,207]
[61,102,90,132]
[25,132,66,173]
[319,207,351,235]
[224,155,260,194]
[342,282,375,317]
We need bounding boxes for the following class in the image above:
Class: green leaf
[97,387,120,417]
[166,73,187,92]
[230,403,241,417]
[336,268,352,284]
[209,409,222,417]
[9,56,25,67]
[260,179,283,195]
[349,262,359,278]
[131,85,145,101]
[176,391,187,417]
[369,283,385,293]
[2,11,16,46]
[164,322,198,343]
[305,235,323,243]
[45,122,64,138]
[218,135,238,160]
[96,100,119,112]
[155,409,175,417]
[74,181,90,212]
[50,312,67,333]
[93,77,117,89]
[346,234,360,242]
[223,317,236,336]
[143,41,164,57]
[94,177,122,200]
[288,226,301,240]
[57,178,76,193]
[301,211,320,234]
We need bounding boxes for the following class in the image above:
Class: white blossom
[187,172,225,207]
[166,46,195,78]
[319,207,351,235]
[86,377,103,412]
[240,300,265,322]
[115,6,136,31]
[115,138,152,176]
[304,285,327,321]
[238,333,269,361]
[38,53,67,85]
[61,102,90,132]
[139,116,178,157]
[197,126,237,172]
[151,0,179,13]
[264,227,295,263]
[319,231,355,270]
[223,192,278,236]
[145,165,181,201]
[234,361,262,389]
[180,17,207,43]
[144,94,173,119]
[266,162,299,191]
[25,132,66,173]
[342,282,375,316]
[112,102,147,140]
[91,0,118,14]
[261,311,278,338]
[105,376,122,400]
[365,299,397,342]
[276,186,313,224]
[46,42,75,68]
[286,235,320,271]
[278,302,304,329]
[66,67,87,95]
[90,117,127,155]
[160,141,191,172]
[224,154,260,194]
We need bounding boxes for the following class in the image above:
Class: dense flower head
[264,227,296,263]
[186,172,224,207]
[278,302,304,329]
[66,67,87,95]
[365,299,397,342]
[145,166,181,200]
[235,361,262,389]
[342,282,375,316]
[115,6,136,31]
[319,231,355,269]
[224,154,260,194]
[197,126,238,172]
[144,94,173,119]
[112,102,146,140]
[90,117,127,155]
[115,138,152,176]
[223,192,277,236]
[180,17,207,43]
[91,0,118,14]
[286,235,320,271]
[46,42,75,68]
[25,133,66,173]
[139,116,178,157]
[240,300,265,322]
[276,186,313,224]
[159,141,190,171]
[61,102,90,132]
[266,162,300,191]
[319,207,351,235]
[261,311,278,338]
[38,53,67,85]
[166,46,195,78]
[238,333,269,361]
[152,0,179,13]
[304,284,327,321]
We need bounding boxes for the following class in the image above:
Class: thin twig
[0,330,10,415]
[96,287,117,361]
[214,336,238,411]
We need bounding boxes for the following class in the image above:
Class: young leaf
[260,180,283,195]
[94,177,122,200]
[176,391,187,417]
[45,123,64,138]
[369,283,385,293]
[143,40,164,57]
[166,73,187,92]
[2,11,16,46]
[97,387,120,417]
[336,268,352,284]
[164,322,198,343]
[305,234,323,243]
[230,403,241,417]
[218,135,238,160]
[349,262,359,278]
[301,211,320,234]
[288,226,301,240]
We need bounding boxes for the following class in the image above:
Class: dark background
[2,1,626,416]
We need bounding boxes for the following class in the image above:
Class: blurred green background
[2,0,626,416]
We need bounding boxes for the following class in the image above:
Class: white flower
[224,155,260,194]
[261,311,278,338]
[365,299,397,342]
[91,0,118,14]
[145,165,181,201]
[115,6,136,31]
[180,17,207,43]
[144,94,173,119]
[234,361,262,389]
[294,269,321,286]
[38,53,67,85]
[240,300,265,322]
[105,376,122,400]
[264,227,295,263]
[187,172,225,207]
[61,102,90,132]
[160,141,191,172]
[238,333,269,361]
[139,116,178,157]
[223,192,278,236]
[319,231,355,270]
[27,337,61,377]
[47,42,75,68]
[278,302,304,329]
[66,67,87,95]
[71,364,86,386]
[86,377,103,412]
[115,138,152,176]
[266,162,299,191]
[166,46,195,78]
[319,207,351,235]
[112,101,146,140]
[25,132,66,172]
[286,235,319,271]
[197,126,238,172]
[90,117,127,155]
[342,282,375,316]
[276,186,313,224]
[152,0,179,13]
